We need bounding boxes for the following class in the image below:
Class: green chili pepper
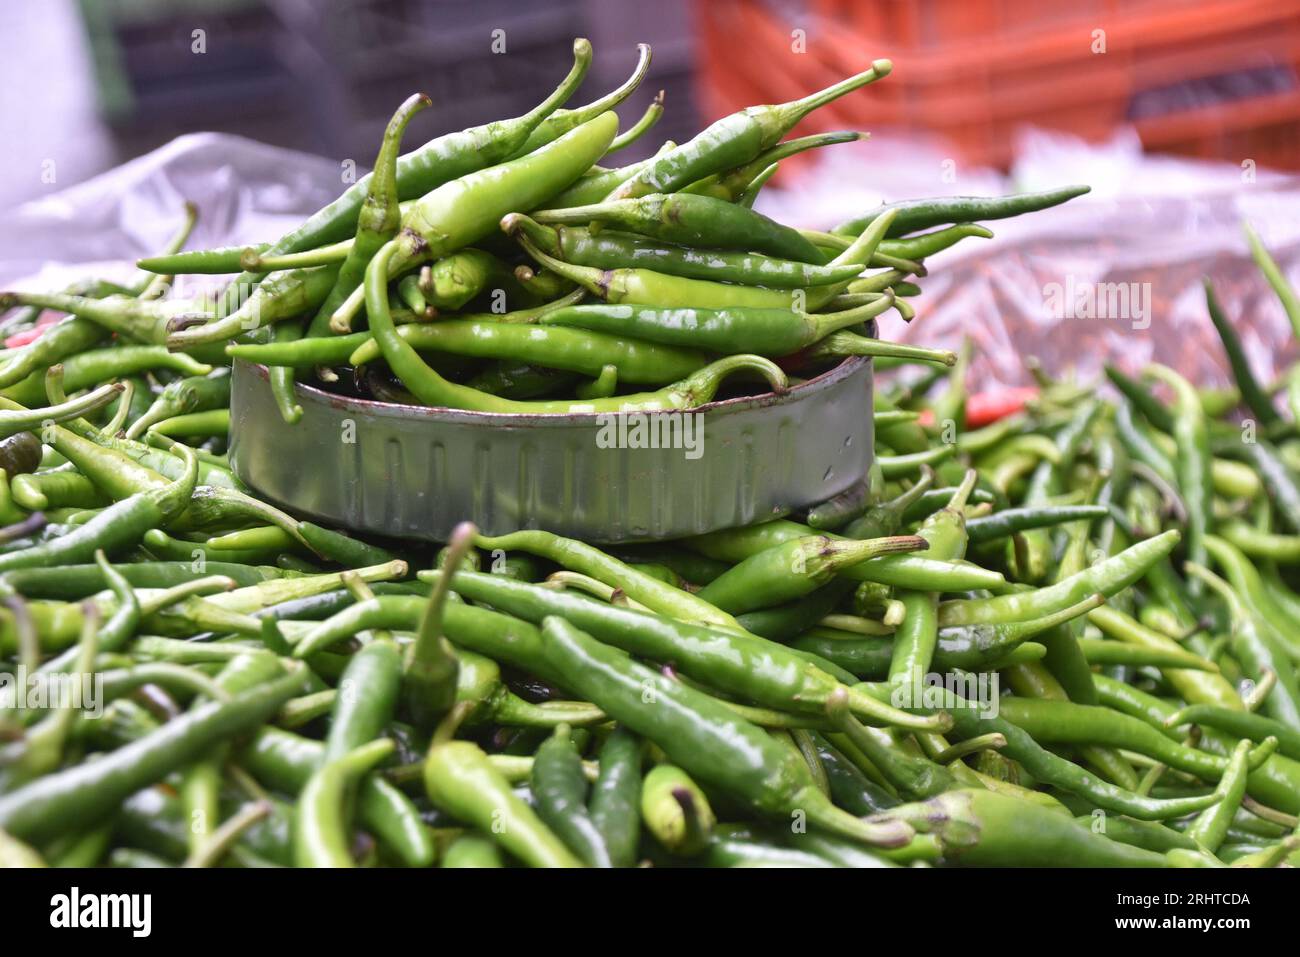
[402,524,469,730]
[1237,440,1300,535]
[545,140,675,210]
[613,60,891,201]
[1203,278,1279,426]
[685,519,1009,593]
[734,579,857,643]
[695,533,928,615]
[641,763,715,855]
[842,468,935,539]
[0,662,307,844]
[800,330,957,367]
[211,40,596,312]
[1141,364,1211,594]
[539,615,914,847]
[295,738,395,867]
[236,727,433,867]
[509,215,863,288]
[966,505,1110,544]
[1165,706,1300,762]
[681,130,866,201]
[1186,557,1300,731]
[424,735,582,868]
[1244,222,1300,340]
[474,530,742,629]
[539,299,893,358]
[938,530,1180,626]
[535,192,823,263]
[1186,738,1269,855]
[441,834,504,868]
[531,724,612,867]
[437,568,949,732]
[877,788,1168,866]
[306,92,430,347]
[888,472,978,691]
[364,235,785,413]
[348,316,705,385]
[0,444,196,574]
[0,317,108,390]
[165,264,340,349]
[832,186,1090,238]
[995,696,1275,785]
[588,727,642,867]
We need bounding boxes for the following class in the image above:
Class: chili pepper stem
[769,59,893,134]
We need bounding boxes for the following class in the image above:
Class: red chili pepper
[5,312,62,349]
[918,387,1037,429]
[5,329,43,348]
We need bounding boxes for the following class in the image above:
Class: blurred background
[4,0,1300,389]
[5,0,1300,212]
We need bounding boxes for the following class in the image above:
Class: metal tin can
[230,355,873,543]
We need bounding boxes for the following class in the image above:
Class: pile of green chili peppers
[0,38,1296,870]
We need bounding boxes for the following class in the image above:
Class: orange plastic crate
[696,0,1300,169]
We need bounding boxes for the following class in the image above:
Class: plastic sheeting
[3,125,1300,392]
[761,126,1300,392]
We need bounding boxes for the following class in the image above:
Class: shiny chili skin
[364,237,786,414]
[937,530,1180,626]
[684,519,1009,593]
[681,130,865,202]
[611,60,891,200]
[538,615,914,848]
[347,317,705,385]
[295,738,396,867]
[505,206,895,313]
[325,638,402,763]
[126,370,231,440]
[887,473,976,690]
[237,726,433,867]
[379,111,618,284]
[588,727,642,867]
[424,737,582,868]
[307,93,430,343]
[0,445,196,574]
[540,300,891,358]
[532,724,612,866]
[212,40,595,312]
[734,578,857,643]
[877,788,1168,867]
[165,264,341,349]
[695,533,928,615]
[0,664,308,844]
[965,505,1110,544]
[475,529,740,628]
[534,192,824,263]
[831,185,1090,238]
[435,568,948,732]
